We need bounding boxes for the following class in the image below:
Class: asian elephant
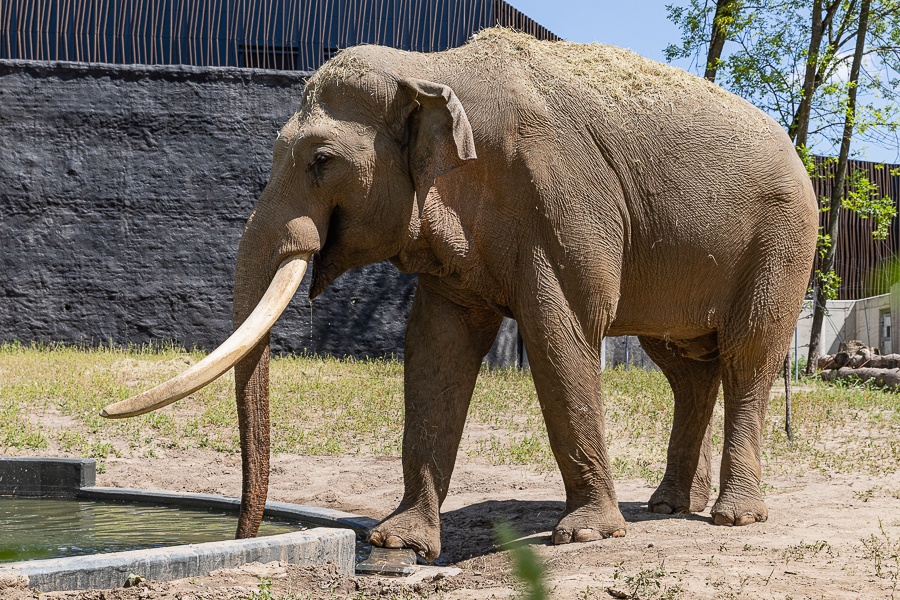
[102,28,818,561]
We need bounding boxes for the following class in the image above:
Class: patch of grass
[764,380,900,477]
[861,519,900,593]
[472,434,555,469]
[0,402,47,450]
[854,488,876,502]
[782,540,833,564]
[239,578,274,600]
[611,561,683,599]
[1,344,898,484]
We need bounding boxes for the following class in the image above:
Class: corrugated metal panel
[491,0,558,41]
[0,0,559,69]
[812,156,900,300]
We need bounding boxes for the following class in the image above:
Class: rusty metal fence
[0,0,557,70]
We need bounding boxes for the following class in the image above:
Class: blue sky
[508,1,899,163]
[509,0,686,64]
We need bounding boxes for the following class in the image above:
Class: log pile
[818,340,900,389]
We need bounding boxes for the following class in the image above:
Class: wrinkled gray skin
[232,30,818,561]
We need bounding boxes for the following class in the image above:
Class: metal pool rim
[0,457,378,592]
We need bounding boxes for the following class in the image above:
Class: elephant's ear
[396,78,477,206]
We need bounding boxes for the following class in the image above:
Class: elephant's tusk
[100,254,310,418]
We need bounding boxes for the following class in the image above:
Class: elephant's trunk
[228,198,325,538]
[230,214,291,539]
[101,179,326,539]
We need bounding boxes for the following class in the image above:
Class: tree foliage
[665,0,900,156]
[840,164,899,240]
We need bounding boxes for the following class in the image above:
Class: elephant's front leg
[369,282,502,561]
[518,310,627,545]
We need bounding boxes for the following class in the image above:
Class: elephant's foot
[369,510,441,562]
[551,504,626,545]
[648,478,711,514]
[710,490,768,526]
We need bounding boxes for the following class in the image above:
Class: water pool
[0,497,304,562]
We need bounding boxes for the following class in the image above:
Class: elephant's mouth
[308,212,350,299]
[309,254,343,299]
[100,254,311,418]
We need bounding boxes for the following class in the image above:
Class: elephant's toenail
[712,514,733,526]
[573,528,601,543]
[552,529,573,545]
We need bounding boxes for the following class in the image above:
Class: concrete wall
[0,59,519,364]
[795,293,892,364]
[854,294,891,353]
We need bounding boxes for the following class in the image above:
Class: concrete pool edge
[0,458,380,592]
[0,457,95,497]
[0,528,356,592]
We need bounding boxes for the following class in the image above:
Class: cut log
[821,367,900,389]
[818,355,836,370]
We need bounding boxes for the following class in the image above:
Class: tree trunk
[805,0,871,373]
[789,0,829,146]
[705,0,742,82]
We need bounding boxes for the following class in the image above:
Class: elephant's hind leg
[710,345,778,527]
[640,335,720,515]
[711,318,793,526]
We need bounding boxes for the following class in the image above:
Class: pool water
[0,497,305,563]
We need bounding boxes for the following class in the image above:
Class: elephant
[102,28,818,561]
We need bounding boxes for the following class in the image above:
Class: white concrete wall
[794,293,892,367]
[855,294,892,353]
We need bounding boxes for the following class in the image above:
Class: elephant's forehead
[278,108,334,140]
[279,107,375,144]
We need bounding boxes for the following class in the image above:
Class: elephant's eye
[310,153,331,168]
[308,152,332,181]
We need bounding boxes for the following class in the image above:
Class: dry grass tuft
[300,51,373,112]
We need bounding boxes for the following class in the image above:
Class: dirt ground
[4,446,899,600]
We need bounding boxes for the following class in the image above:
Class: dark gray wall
[0,59,432,359]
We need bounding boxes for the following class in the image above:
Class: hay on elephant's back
[465,27,771,134]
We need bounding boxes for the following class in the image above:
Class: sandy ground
[3,446,899,600]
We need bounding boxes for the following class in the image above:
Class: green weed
[495,522,548,600]
[782,540,833,564]
[611,561,682,599]
[861,519,900,593]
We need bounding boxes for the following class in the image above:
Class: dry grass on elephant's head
[466,28,746,107]
[300,51,373,110]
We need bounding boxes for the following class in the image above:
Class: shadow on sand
[435,498,711,563]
